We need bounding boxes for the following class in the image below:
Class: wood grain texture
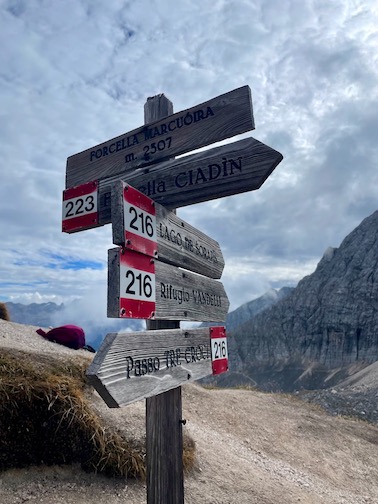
[96,136,283,225]
[155,260,229,321]
[65,86,254,188]
[107,247,229,321]
[144,94,184,504]
[144,93,174,123]
[111,180,225,278]
[146,386,183,504]
[86,327,214,407]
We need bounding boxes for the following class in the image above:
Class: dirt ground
[1,320,378,503]
[1,384,378,504]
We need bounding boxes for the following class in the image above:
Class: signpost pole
[144,95,184,504]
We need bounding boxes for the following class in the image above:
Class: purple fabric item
[36,325,85,350]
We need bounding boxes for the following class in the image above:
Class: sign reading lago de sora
[111,180,225,279]
[64,86,282,504]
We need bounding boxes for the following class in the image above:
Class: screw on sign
[211,326,228,375]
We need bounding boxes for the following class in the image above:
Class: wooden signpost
[86,326,227,408]
[63,86,283,504]
[107,247,229,321]
[111,181,225,278]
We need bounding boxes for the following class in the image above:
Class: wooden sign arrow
[66,86,254,188]
[111,181,225,279]
[107,247,229,321]
[96,136,283,224]
[86,327,227,408]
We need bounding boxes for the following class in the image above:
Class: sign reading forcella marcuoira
[66,86,254,188]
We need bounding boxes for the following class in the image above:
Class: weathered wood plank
[107,247,229,321]
[86,327,215,407]
[146,386,183,504]
[155,260,229,321]
[66,86,254,188]
[143,94,184,504]
[111,180,225,278]
[96,136,283,224]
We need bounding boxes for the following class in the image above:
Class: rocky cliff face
[226,210,378,390]
[225,287,293,332]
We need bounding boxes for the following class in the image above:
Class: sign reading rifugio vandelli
[107,247,229,321]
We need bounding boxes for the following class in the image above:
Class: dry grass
[0,303,10,321]
[0,348,196,478]
[182,433,196,473]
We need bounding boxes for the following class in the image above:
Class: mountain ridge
[4,301,142,349]
[225,210,378,391]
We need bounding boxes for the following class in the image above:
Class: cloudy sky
[1,0,377,333]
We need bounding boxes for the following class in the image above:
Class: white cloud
[0,0,377,321]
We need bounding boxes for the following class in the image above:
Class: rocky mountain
[223,210,378,391]
[5,286,293,352]
[5,301,142,350]
[202,286,293,332]
[5,302,65,327]
[7,208,378,394]
[225,286,293,332]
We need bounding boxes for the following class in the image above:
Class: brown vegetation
[0,346,195,478]
[0,302,10,321]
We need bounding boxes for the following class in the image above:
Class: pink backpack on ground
[36,325,86,350]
